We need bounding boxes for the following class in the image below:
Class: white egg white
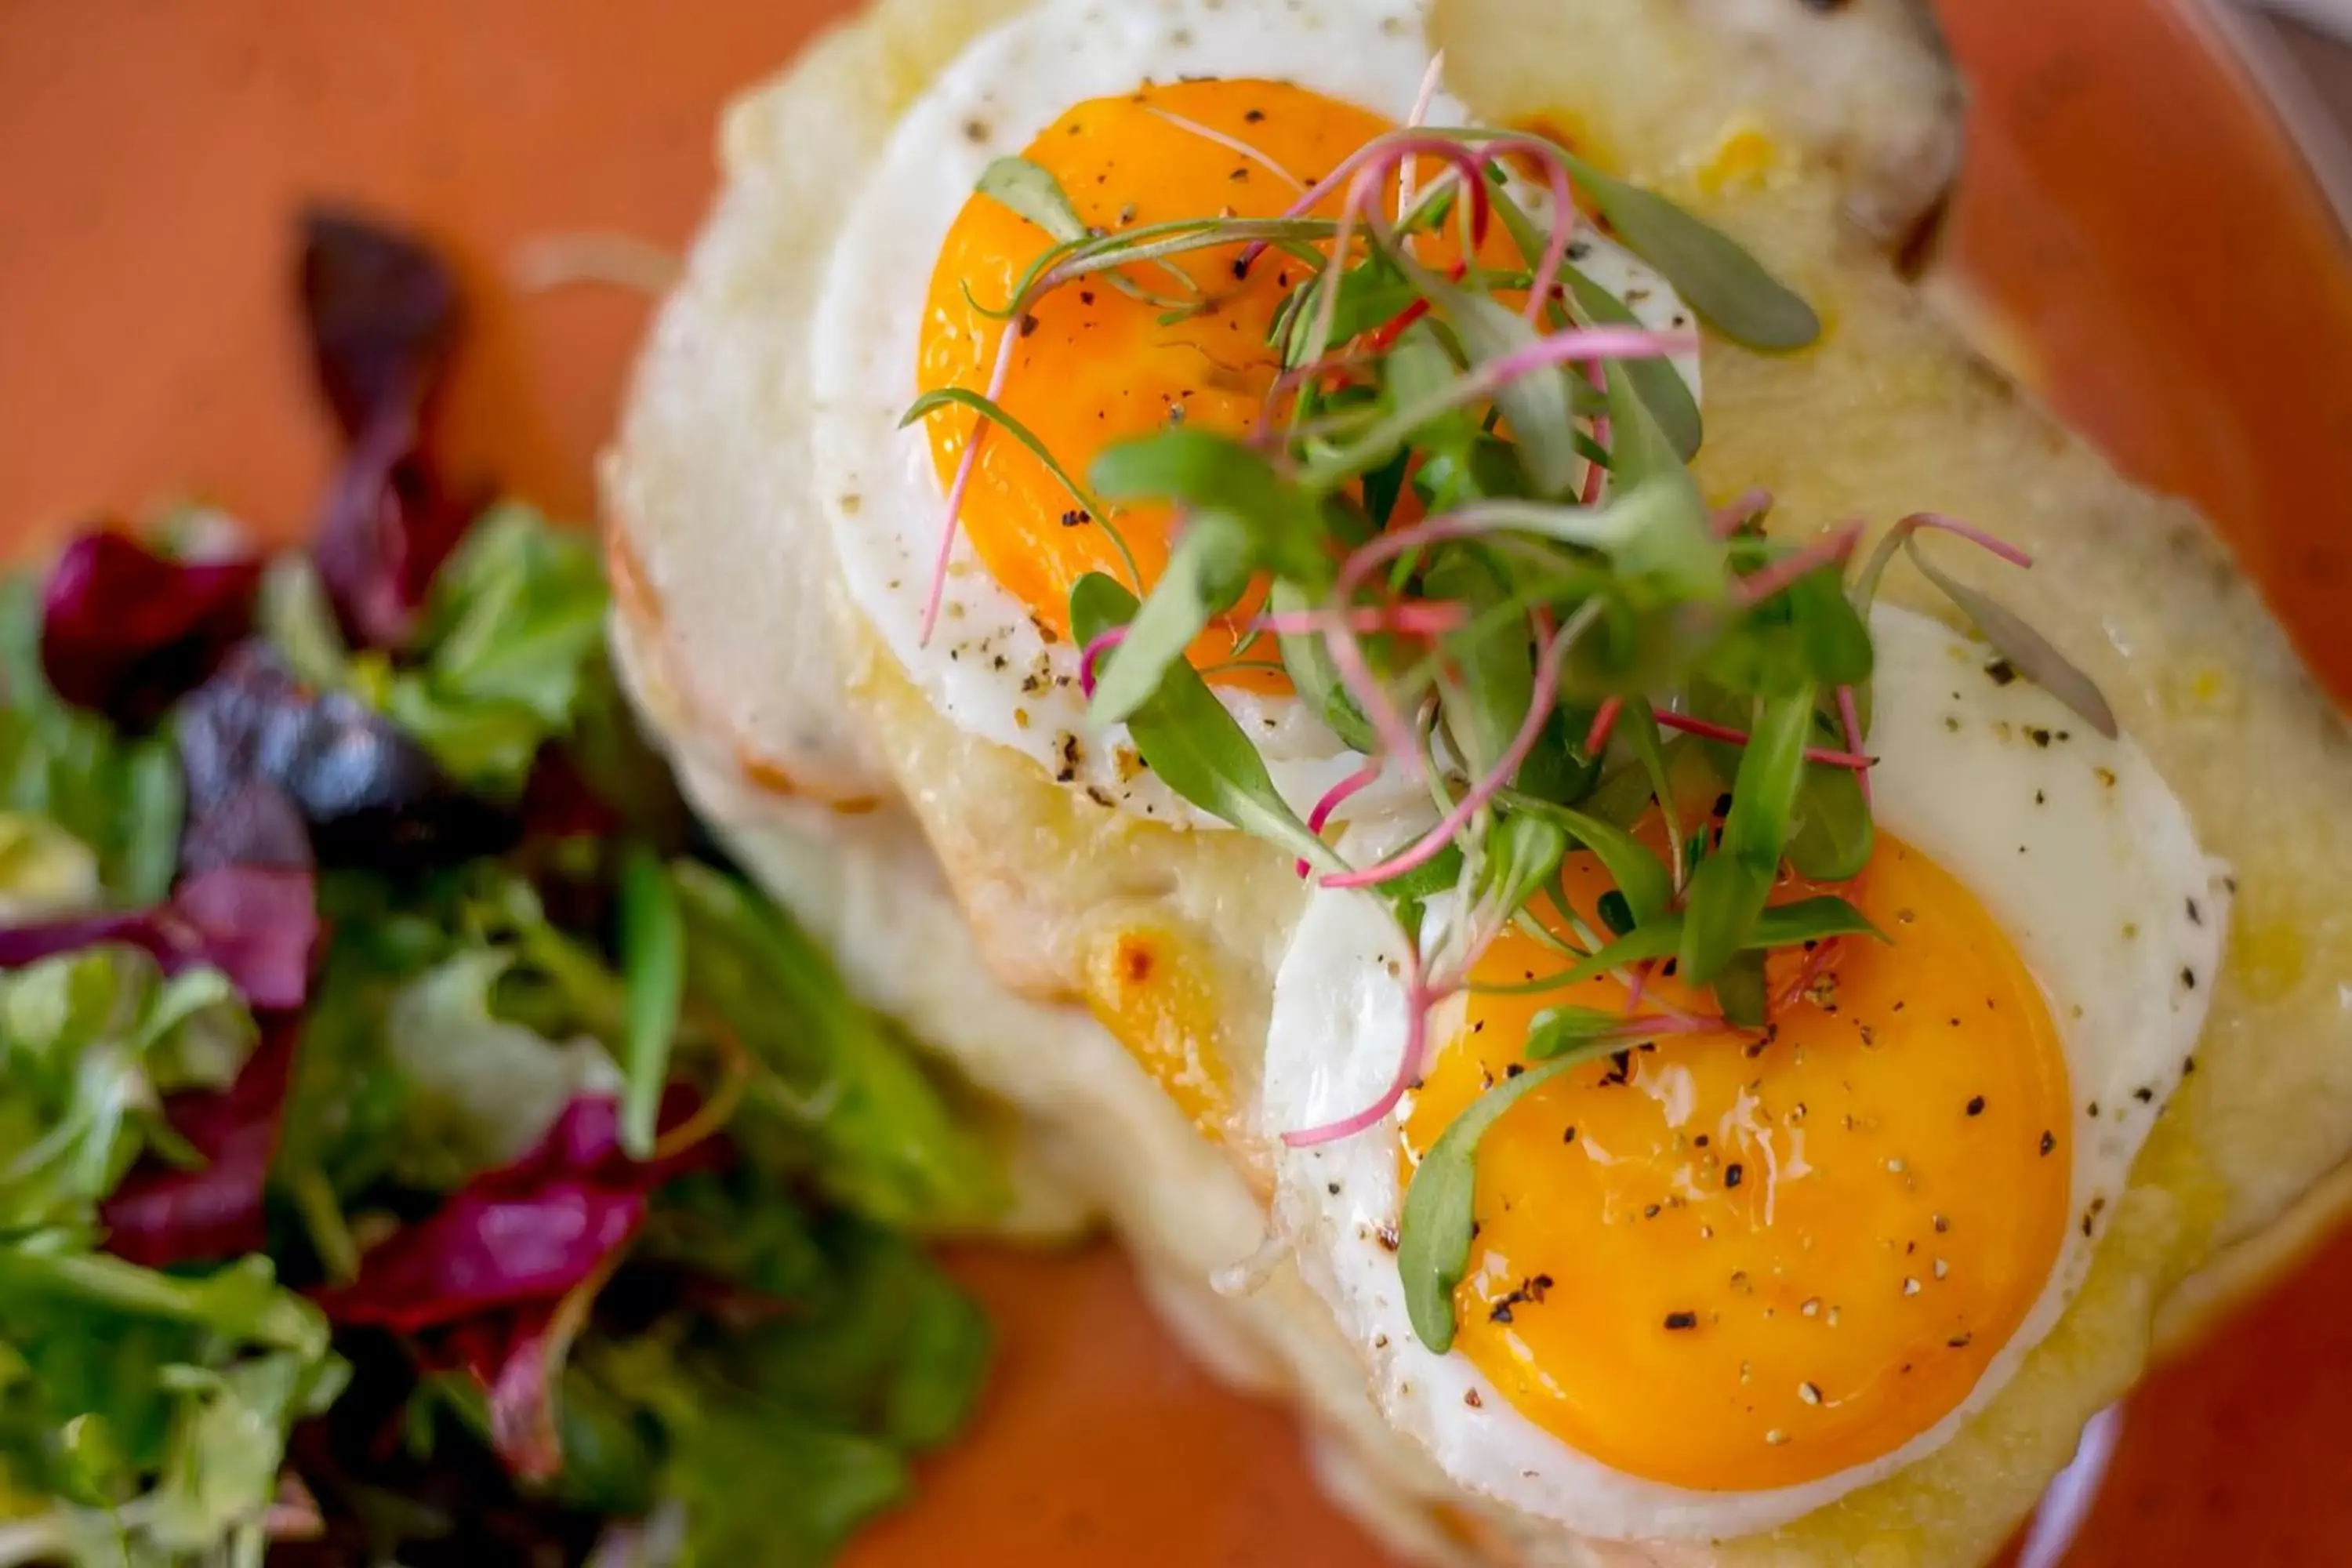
[1259,603,2231,1541]
[809,0,1695,828]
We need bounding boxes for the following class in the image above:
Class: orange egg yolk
[917,79,1504,665]
[1402,833,2072,1490]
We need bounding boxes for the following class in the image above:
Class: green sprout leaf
[1523,1005,1632,1059]
[1904,540,2118,739]
[1475,815,1568,926]
[1679,685,1816,985]
[1485,895,1878,996]
[977,156,1089,243]
[617,842,684,1160]
[1399,1038,1622,1352]
[1272,582,1374,752]
[1082,514,1249,729]
[1071,575,1333,872]
[1563,160,1820,351]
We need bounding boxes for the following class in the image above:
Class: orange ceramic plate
[1,3,2347,1563]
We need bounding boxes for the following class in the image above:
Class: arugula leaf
[1486,184,1704,459]
[617,843,684,1160]
[669,862,1004,1232]
[0,949,255,1232]
[1713,949,1770,1029]
[1070,575,1332,871]
[1563,265,1704,459]
[1785,700,1875,882]
[1679,687,1816,985]
[1497,794,1672,927]
[1093,429,1331,586]
[384,503,610,797]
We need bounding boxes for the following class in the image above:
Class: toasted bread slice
[607,2,2352,1561]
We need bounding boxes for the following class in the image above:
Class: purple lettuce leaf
[299,209,468,650]
[0,862,320,1011]
[100,1013,299,1267]
[39,531,263,727]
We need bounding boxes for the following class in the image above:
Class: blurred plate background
[1,2,2347,1563]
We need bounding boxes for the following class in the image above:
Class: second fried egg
[1261,603,2230,1539]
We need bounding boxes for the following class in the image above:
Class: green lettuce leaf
[379,503,610,798]
[668,862,1004,1232]
[0,950,255,1232]
[0,576,183,906]
[379,947,620,1191]
[0,1247,339,1568]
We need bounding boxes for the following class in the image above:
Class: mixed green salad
[0,212,1000,1566]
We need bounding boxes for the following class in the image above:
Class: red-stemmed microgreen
[910,114,2123,1356]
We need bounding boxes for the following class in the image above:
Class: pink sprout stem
[1836,684,1873,806]
[1295,760,1385,877]
[919,326,1021,644]
[1580,361,1611,505]
[1239,131,1496,279]
[1396,52,1448,220]
[1584,697,1624,755]
[1777,936,1846,1014]
[1145,107,1307,193]
[1322,510,1526,782]
[1255,603,1468,637]
[1653,710,1874,771]
[1735,521,1865,607]
[1077,625,1126,698]
[1283,946,1439,1148]
[1898,511,2034,568]
[1080,603,1464,701]
[1710,488,1774,539]
[1323,608,1579,891]
[1621,958,1653,1013]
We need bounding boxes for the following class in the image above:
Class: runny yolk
[917,79,1500,665]
[1402,833,2072,1491]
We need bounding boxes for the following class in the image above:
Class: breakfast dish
[604,0,2352,1562]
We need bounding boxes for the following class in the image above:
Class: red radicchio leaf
[299,209,459,442]
[39,531,263,727]
[321,1089,712,1335]
[314,416,474,652]
[299,210,467,650]
[0,863,321,1011]
[101,1014,299,1267]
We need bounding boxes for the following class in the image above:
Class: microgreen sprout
[908,109,2111,1356]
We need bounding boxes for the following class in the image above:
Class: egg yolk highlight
[918,79,1499,662]
[1402,833,2072,1490]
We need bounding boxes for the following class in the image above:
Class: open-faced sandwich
[604,0,2352,1561]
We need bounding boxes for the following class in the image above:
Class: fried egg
[809,0,1694,825]
[1262,602,2231,1540]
